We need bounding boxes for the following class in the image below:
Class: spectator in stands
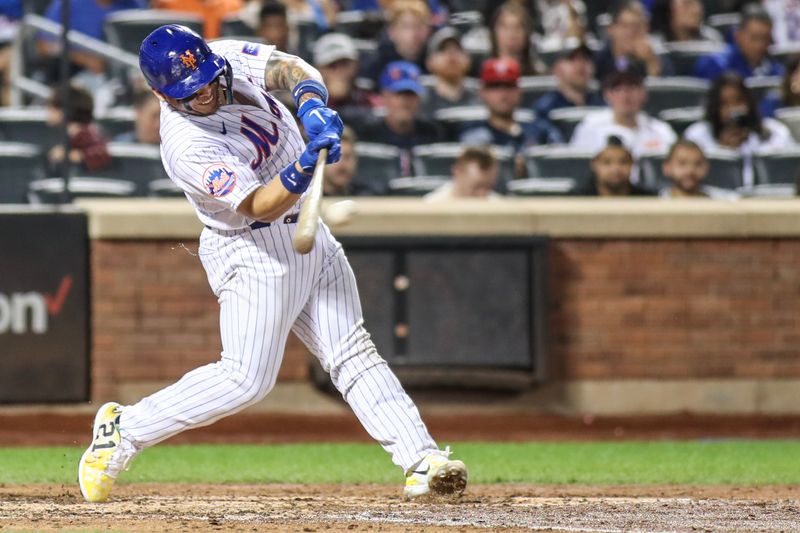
[761,56,800,118]
[324,126,358,196]
[684,72,795,187]
[39,0,146,78]
[571,69,677,157]
[257,1,290,52]
[420,26,478,115]
[152,0,242,39]
[575,135,655,196]
[594,0,674,81]
[489,1,545,76]
[354,61,442,179]
[424,146,502,201]
[660,139,717,198]
[534,0,588,49]
[693,3,784,81]
[461,58,529,179]
[113,89,160,145]
[529,40,604,144]
[313,33,375,130]
[46,83,111,175]
[763,0,800,46]
[649,0,724,43]
[360,0,432,84]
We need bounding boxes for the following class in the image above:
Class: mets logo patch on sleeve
[242,43,261,56]
[203,164,237,197]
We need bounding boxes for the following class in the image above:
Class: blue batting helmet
[139,24,227,99]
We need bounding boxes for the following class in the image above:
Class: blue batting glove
[297,99,344,140]
[298,131,342,173]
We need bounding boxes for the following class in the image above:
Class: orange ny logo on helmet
[180,49,198,70]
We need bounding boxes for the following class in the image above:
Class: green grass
[1,441,799,485]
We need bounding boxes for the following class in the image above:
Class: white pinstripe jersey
[159,40,307,230]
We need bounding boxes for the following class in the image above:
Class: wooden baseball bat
[292,147,327,254]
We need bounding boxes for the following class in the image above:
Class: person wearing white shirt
[683,72,795,188]
[424,146,502,201]
[570,69,677,157]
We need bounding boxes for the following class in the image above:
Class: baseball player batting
[77,25,467,503]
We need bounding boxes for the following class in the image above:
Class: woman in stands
[649,0,724,43]
[683,72,795,187]
[488,1,545,76]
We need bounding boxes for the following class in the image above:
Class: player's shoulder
[209,39,276,61]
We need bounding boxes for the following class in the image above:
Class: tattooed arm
[263,50,324,106]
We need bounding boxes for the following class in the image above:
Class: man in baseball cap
[530,40,604,144]
[460,57,528,178]
[313,33,374,129]
[422,26,477,114]
[353,60,443,188]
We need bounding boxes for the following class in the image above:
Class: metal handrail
[10,13,139,105]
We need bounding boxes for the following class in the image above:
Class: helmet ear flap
[222,59,234,105]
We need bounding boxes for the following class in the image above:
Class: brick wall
[548,240,800,380]
[90,238,800,401]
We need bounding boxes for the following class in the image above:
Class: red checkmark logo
[44,275,73,316]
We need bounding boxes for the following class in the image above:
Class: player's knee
[219,359,275,408]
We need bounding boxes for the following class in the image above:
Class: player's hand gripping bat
[292,147,327,254]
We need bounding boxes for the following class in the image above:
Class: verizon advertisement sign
[0,211,89,402]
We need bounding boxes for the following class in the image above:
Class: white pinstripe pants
[120,220,437,471]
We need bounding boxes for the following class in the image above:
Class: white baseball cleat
[78,402,136,503]
[404,446,468,499]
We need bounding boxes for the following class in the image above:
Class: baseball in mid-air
[324,200,358,225]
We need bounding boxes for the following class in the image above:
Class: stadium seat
[753,148,800,185]
[333,10,384,39]
[775,107,800,141]
[419,75,480,94]
[448,10,483,35]
[745,76,781,103]
[737,183,796,197]
[770,43,800,67]
[148,179,184,197]
[525,145,594,190]
[662,41,726,77]
[707,12,741,40]
[434,106,535,134]
[220,15,255,37]
[447,0,492,13]
[658,107,704,136]
[97,107,135,139]
[352,142,401,195]
[411,143,515,184]
[641,148,743,190]
[548,106,606,142]
[0,143,47,204]
[0,107,61,149]
[88,143,167,196]
[518,76,559,107]
[104,10,204,55]
[352,38,379,67]
[28,177,136,203]
[505,177,577,196]
[388,175,449,196]
[644,77,709,116]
